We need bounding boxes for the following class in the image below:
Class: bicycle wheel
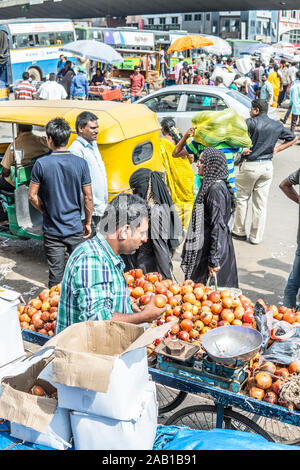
[238,411,300,445]
[156,384,188,415]
[165,404,274,441]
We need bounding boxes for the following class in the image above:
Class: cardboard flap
[53,320,145,355]
[123,319,178,355]
[0,384,57,433]
[52,348,115,393]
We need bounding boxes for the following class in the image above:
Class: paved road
[0,110,299,308]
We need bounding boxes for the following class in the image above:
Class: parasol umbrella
[59,40,124,64]
[201,35,232,56]
[167,35,213,54]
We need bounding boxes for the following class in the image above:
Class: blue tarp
[153,425,300,450]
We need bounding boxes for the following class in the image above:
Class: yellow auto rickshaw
[0,100,163,240]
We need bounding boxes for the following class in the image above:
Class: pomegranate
[263,391,278,404]
[288,360,300,374]
[255,372,273,390]
[258,362,276,375]
[250,387,265,400]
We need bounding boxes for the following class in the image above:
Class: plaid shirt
[56,233,133,334]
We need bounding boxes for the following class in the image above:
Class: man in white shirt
[289,62,298,86]
[175,56,184,84]
[196,54,206,73]
[38,73,67,100]
[69,111,108,237]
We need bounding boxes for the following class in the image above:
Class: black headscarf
[181,148,233,279]
[129,168,182,251]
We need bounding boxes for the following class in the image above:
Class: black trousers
[43,232,84,288]
[278,84,288,107]
[0,176,14,221]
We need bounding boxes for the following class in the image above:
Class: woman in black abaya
[123,168,183,280]
[181,148,238,287]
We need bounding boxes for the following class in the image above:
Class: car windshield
[226,90,252,109]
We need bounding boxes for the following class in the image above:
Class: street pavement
[0,108,299,308]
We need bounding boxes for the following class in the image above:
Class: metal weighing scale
[154,326,263,394]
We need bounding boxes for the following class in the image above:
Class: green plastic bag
[192,108,252,148]
[193,174,202,198]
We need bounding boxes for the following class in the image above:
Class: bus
[227,39,261,58]
[0,18,76,88]
[74,25,104,42]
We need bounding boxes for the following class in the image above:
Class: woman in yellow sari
[159,118,194,229]
[268,64,282,109]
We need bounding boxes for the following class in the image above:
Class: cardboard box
[70,381,158,450]
[0,347,58,434]
[10,406,72,450]
[51,320,173,420]
[0,288,25,367]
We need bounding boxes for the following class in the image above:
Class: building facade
[278,10,300,44]
[139,11,279,43]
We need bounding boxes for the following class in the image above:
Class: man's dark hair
[134,65,140,71]
[251,98,268,114]
[215,76,223,84]
[227,58,232,65]
[49,73,56,81]
[75,111,98,133]
[45,118,71,148]
[99,193,148,235]
[22,71,29,80]
[18,124,33,133]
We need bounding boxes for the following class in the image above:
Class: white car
[136,85,252,134]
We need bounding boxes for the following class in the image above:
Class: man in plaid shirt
[56,194,166,333]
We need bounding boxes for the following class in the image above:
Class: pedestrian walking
[38,73,67,100]
[129,66,145,103]
[181,148,238,287]
[15,72,37,100]
[267,64,282,110]
[28,118,93,288]
[68,111,108,237]
[280,170,300,308]
[60,60,75,98]
[122,168,182,280]
[278,61,290,108]
[289,71,300,134]
[69,66,89,100]
[232,99,297,245]
[260,73,273,106]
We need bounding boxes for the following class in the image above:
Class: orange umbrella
[167,35,214,54]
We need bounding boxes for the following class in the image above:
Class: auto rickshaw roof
[0,101,161,144]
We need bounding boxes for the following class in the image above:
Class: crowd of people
[14,55,121,101]
[164,53,300,130]
[2,49,300,332]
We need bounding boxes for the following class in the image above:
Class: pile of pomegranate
[247,359,300,410]
[125,269,256,348]
[18,284,60,337]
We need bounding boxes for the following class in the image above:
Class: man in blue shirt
[28,118,94,288]
[290,71,300,134]
[69,111,108,237]
[70,66,89,100]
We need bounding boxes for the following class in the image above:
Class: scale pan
[201,325,262,365]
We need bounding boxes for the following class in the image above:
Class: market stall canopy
[241,43,275,56]
[59,40,124,64]
[202,35,231,56]
[167,35,213,54]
